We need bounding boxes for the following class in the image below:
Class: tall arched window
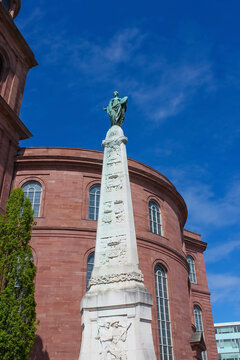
[22,181,42,217]
[86,252,95,291]
[155,265,174,360]
[149,200,162,235]
[88,185,100,220]
[194,305,207,360]
[187,256,197,284]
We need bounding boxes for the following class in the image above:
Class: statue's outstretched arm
[120,96,128,104]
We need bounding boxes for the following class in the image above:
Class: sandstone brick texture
[12,147,218,360]
[0,5,37,115]
[0,2,36,213]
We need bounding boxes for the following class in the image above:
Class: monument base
[79,286,157,360]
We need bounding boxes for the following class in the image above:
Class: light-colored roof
[214,322,240,327]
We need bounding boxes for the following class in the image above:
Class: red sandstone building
[0,2,218,360]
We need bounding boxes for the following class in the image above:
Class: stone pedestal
[79,125,156,359]
[79,287,156,359]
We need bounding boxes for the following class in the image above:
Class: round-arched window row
[149,200,162,235]
[155,264,174,360]
[186,255,197,284]
[22,181,42,218]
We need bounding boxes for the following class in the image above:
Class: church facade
[0,2,218,360]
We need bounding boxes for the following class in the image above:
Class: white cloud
[182,181,240,228]
[16,16,216,124]
[66,28,147,84]
[133,61,213,123]
[104,28,146,63]
[163,165,240,230]
[205,239,240,263]
[208,273,240,304]
[16,7,45,31]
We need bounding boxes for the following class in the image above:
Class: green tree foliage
[0,188,37,360]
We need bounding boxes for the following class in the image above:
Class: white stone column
[90,125,143,288]
[79,125,156,360]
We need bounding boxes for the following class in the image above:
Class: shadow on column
[29,336,50,360]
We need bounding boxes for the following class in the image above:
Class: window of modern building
[155,265,174,360]
[194,305,207,360]
[86,252,94,291]
[216,325,240,334]
[187,255,197,284]
[149,200,162,235]
[22,181,42,217]
[215,322,240,360]
[88,184,100,220]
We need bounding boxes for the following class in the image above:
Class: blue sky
[16,0,240,323]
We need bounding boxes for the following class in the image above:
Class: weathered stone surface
[80,287,155,360]
[89,126,143,290]
[79,125,156,359]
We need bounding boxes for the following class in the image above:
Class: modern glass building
[215,322,240,360]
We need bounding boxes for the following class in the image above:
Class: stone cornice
[16,147,188,226]
[191,288,211,297]
[32,225,97,235]
[184,232,207,253]
[0,95,32,139]
[0,5,37,68]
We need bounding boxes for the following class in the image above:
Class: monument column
[79,92,156,360]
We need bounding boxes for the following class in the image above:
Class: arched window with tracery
[194,305,207,360]
[86,252,95,291]
[187,255,197,284]
[149,200,162,235]
[88,184,100,220]
[22,181,42,217]
[155,265,174,360]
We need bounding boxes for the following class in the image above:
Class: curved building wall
[13,147,218,360]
